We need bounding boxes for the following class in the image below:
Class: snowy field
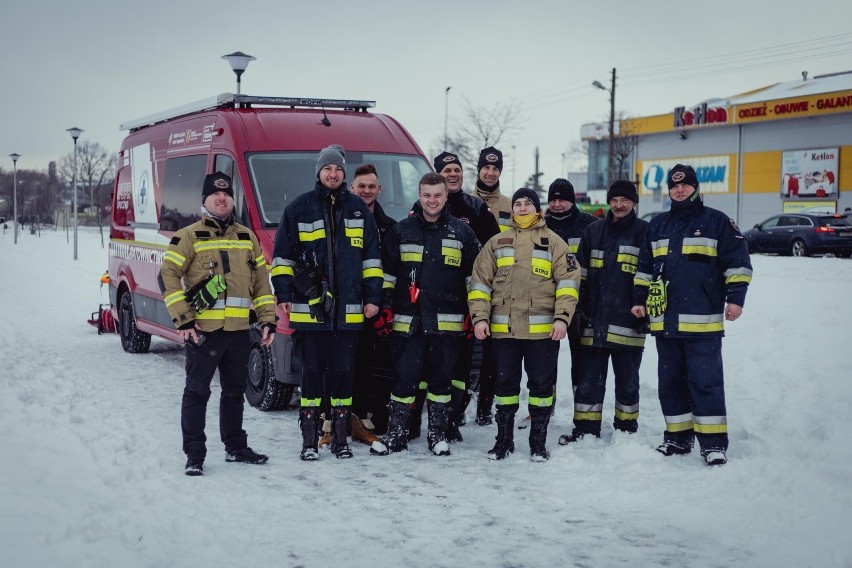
[1,226,851,568]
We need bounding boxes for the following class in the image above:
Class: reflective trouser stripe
[301,397,322,407]
[427,392,451,403]
[418,381,428,390]
[330,397,352,407]
[664,412,694,433]
[451,380,466,391]
[574,402,603,421]
[391,394,416,404]
[614,402,639,421]
[528,395,554,408]
[694,415,727,434]
[495,395,520,406]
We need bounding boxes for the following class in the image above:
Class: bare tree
[436,96,523,182]
[59,141,117,246]
[610,112,639,182]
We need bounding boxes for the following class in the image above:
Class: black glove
[374,308,393,337]
[306,281,333,323]
[189,274,226,314]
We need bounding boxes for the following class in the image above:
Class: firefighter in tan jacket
[160,171,277,476]
[468,188,581,461]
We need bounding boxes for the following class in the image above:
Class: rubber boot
[427,400,451,456]
[487,405,516,460]
[377,400,411,454]
[529,407,552,461]
[476,392,494,426]
[446,387,466,442]
[299,408,320,461]
[329,407,353,459]
[408,387,427,440]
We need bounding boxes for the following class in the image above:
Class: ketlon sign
[673,102,730,128]
[641,156,731,194]
[735,91,852,123]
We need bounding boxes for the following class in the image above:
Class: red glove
[463,314,474,340]
[374,308,393,337]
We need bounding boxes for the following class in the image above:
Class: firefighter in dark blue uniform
[632,164,752,466]
[373,172,479,456]
[271,145,384,461]
[432,151,500,442]
[559,180,649,444]
[544,178,598,395]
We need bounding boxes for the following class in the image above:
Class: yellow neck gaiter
[513,212,541,229]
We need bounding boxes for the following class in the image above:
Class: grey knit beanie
[316,144,346,178]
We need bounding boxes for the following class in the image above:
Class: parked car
[640,210,666,222]
[743,213,852,257]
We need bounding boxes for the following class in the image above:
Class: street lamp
[67,127,83,260]
[9,153,20,244]
[221,51,256,95]
[444,86,451,148]
[593,67,616,187]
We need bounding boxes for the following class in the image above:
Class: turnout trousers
[181,329,250,460]
[492,338,559,412]
[390,333,463,404]
[656,336,728,453]
[572,347,642,435]
[296,330,359,409]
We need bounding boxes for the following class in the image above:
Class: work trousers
[296,330,359,408]
[181,329,249,459]
[573,347,642,435]
[492,338,559,411]
[352,326,394,432]
[656,336,728,453]
[390,333,463,403]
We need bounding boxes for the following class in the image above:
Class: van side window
[214,154,248,227]
[160,155,207,232]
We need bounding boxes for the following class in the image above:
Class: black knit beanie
[434,151,462,173]
[511,188,541,212]
[606,180,639,203]
[477,146,503,172]
[548,178,576,203]
[202,171,234,202]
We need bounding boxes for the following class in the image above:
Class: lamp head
[66,127,83,141]
[222,51,256,74]
[9,153,20,164]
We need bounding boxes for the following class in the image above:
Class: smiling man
[374,173,479,456]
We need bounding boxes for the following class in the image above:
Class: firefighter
[631,164,752,466]
[559,180,649,444]
[160,171,277,476]
[544,178,598,393]
[271,145,384,460]
[470,146,511,426]
[432,151,500,442]
[373,173,479,455]
[349,163,397,438]
[468,188,581,461]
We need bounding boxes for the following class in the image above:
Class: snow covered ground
[1,226,851,568]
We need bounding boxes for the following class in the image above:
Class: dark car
[743,213,852,257]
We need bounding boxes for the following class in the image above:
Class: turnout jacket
[383,204,479,336]
[632,199,752,338]
[160,216,277,333]
[577,210,649,350]
[473,182,512,233]
[447,189,501,245]
[545,206,598,253]
[372,200,397,247]
[271,181,383,331]
[468,217,581,339]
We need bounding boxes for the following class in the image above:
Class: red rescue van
[108,94,430,409]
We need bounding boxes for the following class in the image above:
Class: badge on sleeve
[565,252,578,271]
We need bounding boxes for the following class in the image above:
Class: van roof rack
[120,93,377,131]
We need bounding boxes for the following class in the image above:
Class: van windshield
[248,152,431,226]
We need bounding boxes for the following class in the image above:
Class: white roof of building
[690,70,852,108]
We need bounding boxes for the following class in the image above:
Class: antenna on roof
[802,71,808,81]
[321,107,331,127]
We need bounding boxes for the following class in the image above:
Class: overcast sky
[2,0,851,189]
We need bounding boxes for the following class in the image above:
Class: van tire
[246,325,295,411]
[118,292,151,354]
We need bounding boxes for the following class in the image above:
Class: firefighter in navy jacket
[271,145,383,461]
[631,164,752,466]
[559,180,649,445]
[374,173,479,456]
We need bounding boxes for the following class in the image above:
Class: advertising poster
[781,148,838,199]
[640,155,730,195]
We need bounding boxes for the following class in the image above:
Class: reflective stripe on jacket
[160,217,276,332]
[468,217,581,339]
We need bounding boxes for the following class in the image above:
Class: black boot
[427,401,451,456]
[476,392,494,426]
[529,407,552,461]
[299,408,320,461]
[378,400,411,453]
[408,388,427,440]
[446,387,466,442]
[613,417,638,433]
[487,405,516,460]
[329,407,353,459]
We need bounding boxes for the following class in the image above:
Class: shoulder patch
[540,237,549,246]
[170,236,181,245]
[729,218,741,233]
[497,238,514,245]
[237,232,251,240]
[566,252,578,271]
[194,231,212,239]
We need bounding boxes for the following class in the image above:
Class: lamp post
[221,51,256,95]
[593,67,616,187]
[9,153,20,244]
[67,127,83,260]
[444,86,451,148]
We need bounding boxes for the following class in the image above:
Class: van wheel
[246,325,295,411]
[118,292,151,353]
[791,239,808,257]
